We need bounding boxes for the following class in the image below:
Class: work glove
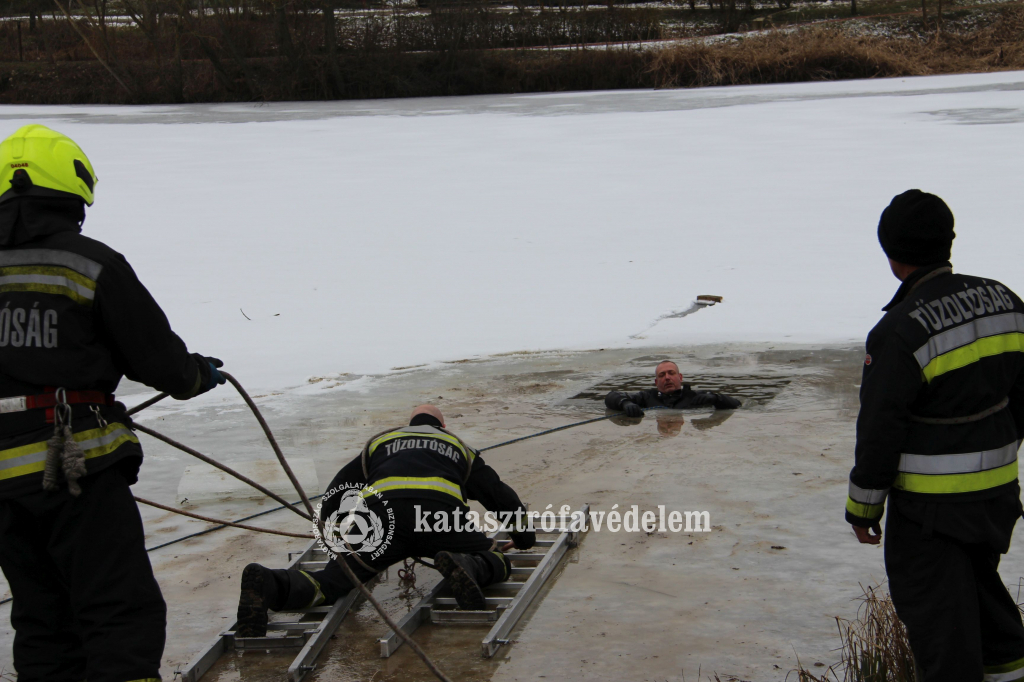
[509,531,536,550]
[621,401,644,418]
[194,355,226,396]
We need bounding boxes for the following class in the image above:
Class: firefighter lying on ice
[0,125,226,682]
[605,360,741,418]
[848,189,1024,682]
[235,404,535,637]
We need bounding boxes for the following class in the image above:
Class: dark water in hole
[566,373,792,405]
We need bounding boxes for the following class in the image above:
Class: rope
[0,502,301,607]
[146,500,298,551]
[315,514,456,682]
[126,392,168,416]
[134,496,312,539]
[479,406,668,452]
[1,377,657,676]
[221,372,316,520]
[131,423,312,522]
[131,374,455,682]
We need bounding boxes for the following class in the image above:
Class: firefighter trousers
[0,463,166,682]
[885,499,1024,682]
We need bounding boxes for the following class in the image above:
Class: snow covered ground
[2,71,1024,392]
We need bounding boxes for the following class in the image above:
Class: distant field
[0,0,1022,103]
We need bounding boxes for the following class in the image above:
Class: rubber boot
[235,563,283,637]
[434,551,492,610]
[236,563,279,637]
[236,565,324,637]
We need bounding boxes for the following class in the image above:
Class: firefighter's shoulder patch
[864,354,872,366]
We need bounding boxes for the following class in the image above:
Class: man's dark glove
[172,355,225,399]
[196,356,226,395]
[621,401,644,418]
[509,531,536,550]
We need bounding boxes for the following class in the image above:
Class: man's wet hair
[655,360,679,373]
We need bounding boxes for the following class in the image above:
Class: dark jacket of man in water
[847,190,1024,682]
[604,361,741,417]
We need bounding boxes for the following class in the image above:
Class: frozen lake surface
[1,71,1023,389]
[2,73,1024,679]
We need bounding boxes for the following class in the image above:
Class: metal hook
[53,388,70,428]
[89,405,107,429]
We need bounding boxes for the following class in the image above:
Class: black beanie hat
[877,190,955,266]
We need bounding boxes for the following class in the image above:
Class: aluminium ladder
[379,503,589,659]
[179,540,376,682]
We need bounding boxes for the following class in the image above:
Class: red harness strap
[29,389,116,424]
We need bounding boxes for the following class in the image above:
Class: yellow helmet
[0,124,97,206]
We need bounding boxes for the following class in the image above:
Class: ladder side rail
[286,539,321,570]
[177,634,229,682]
[481,503,589,658]
[481,531,571,658]
[378,579,447,658]
[177,539,320,681]
[287,575,378,682]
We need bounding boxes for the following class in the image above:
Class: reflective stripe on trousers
[986,655,1024,682]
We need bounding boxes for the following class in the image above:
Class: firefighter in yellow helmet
[0,125,225,681]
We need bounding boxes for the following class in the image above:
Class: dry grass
[796,584,916,682]
[648,9,1024,88]
[1,6,1023,102]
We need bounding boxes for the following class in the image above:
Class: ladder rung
[508,553,545,561]
[433,597,513,607]
[298,561,328,570]
[267,621,321,632]
[431,610,498,624]
[232,634,309,649]
[485,581,525,591]
[509,567,533,575]
[290,606,333,614]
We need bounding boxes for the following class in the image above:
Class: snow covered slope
[2,71,1023,390]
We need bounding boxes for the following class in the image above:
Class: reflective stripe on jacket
[360,424,476,505]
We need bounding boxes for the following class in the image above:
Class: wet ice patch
[924,107,1024,125]
[176,457,320,504]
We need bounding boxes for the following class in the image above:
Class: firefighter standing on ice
[235,404,535,637]
[847,190,1024,682]
[0,125,226,682]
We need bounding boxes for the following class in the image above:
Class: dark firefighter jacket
[0,196,207,499]
[847,262,1024,532]
[319,420,536,548]
[605,386,741,412]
